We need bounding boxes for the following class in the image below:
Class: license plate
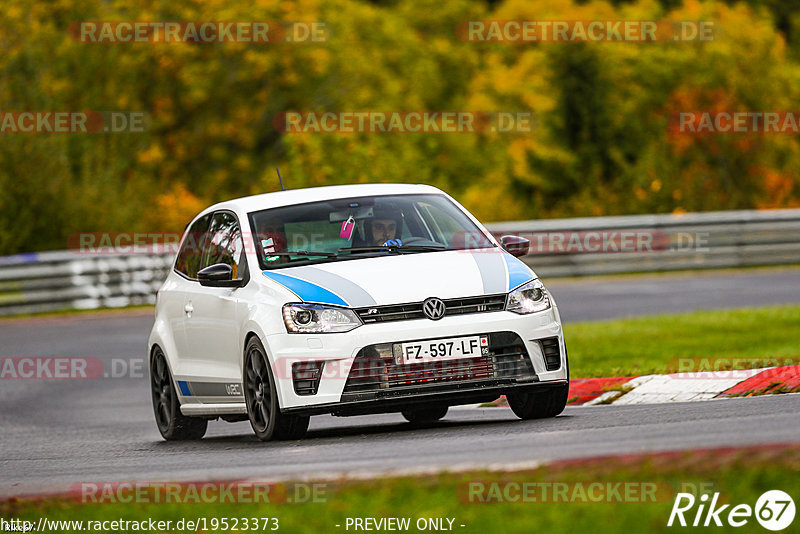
[397,335,489,365]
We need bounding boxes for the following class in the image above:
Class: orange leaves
[148,185,207,233]
[664,87,752,156]
[756,168,799,209]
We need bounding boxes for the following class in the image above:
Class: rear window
[174,214,211,279]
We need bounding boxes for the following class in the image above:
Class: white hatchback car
[149,183,569,441]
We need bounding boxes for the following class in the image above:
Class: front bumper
[265,307,567,411]
[283,379,569,416]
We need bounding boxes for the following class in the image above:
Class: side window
[174,214,211,279]
[202,212,245,279]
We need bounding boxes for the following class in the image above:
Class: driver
[365,206,403,246]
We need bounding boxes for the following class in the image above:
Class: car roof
[205,183,446,216]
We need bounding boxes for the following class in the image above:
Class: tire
[150,347,208,440]
[401,405,448,424]
[507,383,569,420]
[243,337,310,441]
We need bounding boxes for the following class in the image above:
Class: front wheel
[507,383,569,420]
[243,337,309,441]
[150,347,208,440]
[401,405,448,424]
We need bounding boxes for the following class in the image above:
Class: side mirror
[197,263,243,288]
[500,235,530,258]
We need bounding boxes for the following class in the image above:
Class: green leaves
[2,0,799,254]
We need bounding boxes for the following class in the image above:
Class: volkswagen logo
[422,297,446,321]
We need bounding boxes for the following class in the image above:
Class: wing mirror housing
[500,235,530,258]
[197,263,244,288]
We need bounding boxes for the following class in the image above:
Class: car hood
[260,249,534,307]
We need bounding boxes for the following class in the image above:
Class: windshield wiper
[338,244,446,254]
[264,250,338,258]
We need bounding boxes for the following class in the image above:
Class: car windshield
[248,193,495,269]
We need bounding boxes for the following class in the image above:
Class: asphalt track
[2,268,800,498]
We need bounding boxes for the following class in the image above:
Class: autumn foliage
[0,0,799,254]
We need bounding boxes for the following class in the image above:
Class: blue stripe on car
[177,381,191,396]
[503,252,534,290]
[262,271,349,307]
[285,266,377,307]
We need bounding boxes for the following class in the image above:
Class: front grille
[355,294,506,324]
[341,332,536,401]
[539,337,561,371]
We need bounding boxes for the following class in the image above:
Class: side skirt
[180,403,247,416]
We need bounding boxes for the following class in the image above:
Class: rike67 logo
[668,490,795,530]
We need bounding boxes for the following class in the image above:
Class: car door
[165,213,211,377]
[182,211,248,386]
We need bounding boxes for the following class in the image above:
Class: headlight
[506,279,551,314]
[282,303,362,333]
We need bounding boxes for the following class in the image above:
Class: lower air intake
[539,337,561,371]
[292,360,325,396]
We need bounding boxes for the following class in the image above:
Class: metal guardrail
[0,252,172,316]
[486,208,800,278]
[0,209,798,316]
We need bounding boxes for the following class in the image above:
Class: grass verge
[544,263,800,284]
[565,304,800,378]
[0,305,153,322]
[2,445,799,533]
